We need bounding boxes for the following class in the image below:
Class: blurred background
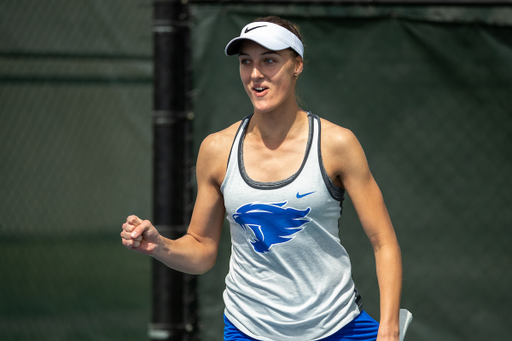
[1,1,511,340]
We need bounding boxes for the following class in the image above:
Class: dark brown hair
[253,16,304,57]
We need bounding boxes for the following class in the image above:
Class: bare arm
[322,120,402,341]
[120,127,235,275]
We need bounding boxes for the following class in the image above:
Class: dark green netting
[1,2,511,340]
[191,5,512,341]
[1,1,153,340]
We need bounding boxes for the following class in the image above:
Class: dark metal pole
[150,0,198,340]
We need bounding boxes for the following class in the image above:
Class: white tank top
[220,112,362,341]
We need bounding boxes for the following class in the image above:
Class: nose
[251,66,264,79]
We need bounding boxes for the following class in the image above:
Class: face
[238,40,303,114]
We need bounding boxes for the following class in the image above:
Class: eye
[240,59,250,65]
[265,58,275,64]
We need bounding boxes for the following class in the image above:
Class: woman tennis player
[121,16,403,341]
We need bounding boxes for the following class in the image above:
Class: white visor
[224,21,304,58]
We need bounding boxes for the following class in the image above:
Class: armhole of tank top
[220,114,252,192]
[353,286,364,312]
[315,114,346,203]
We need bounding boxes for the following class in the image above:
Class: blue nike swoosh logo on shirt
[296,191,315,199]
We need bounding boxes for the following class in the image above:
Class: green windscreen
[191,5,512,341]
[1,2,511,341]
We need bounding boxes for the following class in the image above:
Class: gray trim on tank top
[236,112,345,203]
[313,113,346,203]
[237,113,314,190]
[225,114,252,173]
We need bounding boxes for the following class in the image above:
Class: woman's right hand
[120,215,162,256]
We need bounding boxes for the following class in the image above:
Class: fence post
[150,0,198,340]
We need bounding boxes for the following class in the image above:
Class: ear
[294,55,304,77]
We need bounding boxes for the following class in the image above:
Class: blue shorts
[224,310,379,341]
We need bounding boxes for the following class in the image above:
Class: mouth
[252,86,269,96]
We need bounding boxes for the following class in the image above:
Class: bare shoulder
[319,117,361,152]
[197,121,241,185]
[319,117,368,188]
[200,121,240,154]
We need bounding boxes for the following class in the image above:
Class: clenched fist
[120,215,162,255]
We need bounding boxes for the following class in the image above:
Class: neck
[247,103,307,148]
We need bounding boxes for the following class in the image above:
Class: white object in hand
[399,309,413,341]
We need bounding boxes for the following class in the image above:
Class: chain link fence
[1,2,511,341]
[1,1,153,340]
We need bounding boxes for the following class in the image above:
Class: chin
[254,106,277,114]
[251,99,280,113]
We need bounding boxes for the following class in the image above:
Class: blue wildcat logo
[232,201,311,253]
